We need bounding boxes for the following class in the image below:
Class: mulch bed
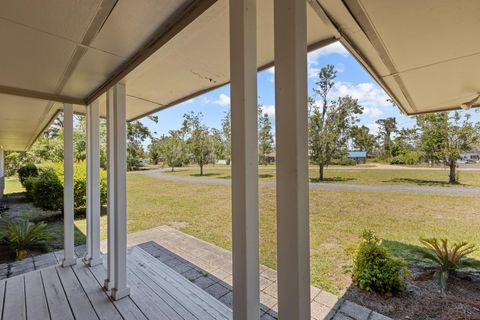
[344,265,480,320]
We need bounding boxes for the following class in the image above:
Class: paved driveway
[136,169,480,197]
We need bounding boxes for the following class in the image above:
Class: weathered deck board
[72,262,123,320]
[3,275,26,320]
[132,247,232,320]
[41,267,75,320]
[0,246,233,320]
[89,264,148,320]
[56,265,99,320]
[25,271,50,320]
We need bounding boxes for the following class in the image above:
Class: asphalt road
[136,169,480,197]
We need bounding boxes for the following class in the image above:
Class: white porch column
[110,83,130,300]
[230,0,260,319]
[104,89,115,290]
[274,0,310,319]
[62,103,76,267]
[0,148,4,199]
[86,101,102,267]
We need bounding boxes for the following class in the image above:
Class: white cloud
[363,106,384,118]
[267,67,275,74]
[330,81,391,115]
[307,42,349,78]
[262,105,275,117]
[184,98,195,104]
[213,94,230,106]
[366,123,380,135]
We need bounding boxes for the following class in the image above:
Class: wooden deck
[0,246,232,320]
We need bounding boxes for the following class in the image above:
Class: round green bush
[352,231,409,293]
[17,164,39,186]
[23,176,39,200]
[32,169,63,211]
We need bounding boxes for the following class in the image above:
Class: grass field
[5,173,480,295]
[4,177,24,194]
[167,165,480,187]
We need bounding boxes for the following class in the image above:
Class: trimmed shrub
[391,153,421,165]
[17,164,39,186]
[32,169,63,210]
[352,231,409,293]
[41,161,107,210]
[331,157,357,166]
[390,155,406,165]
[23,176,39,200]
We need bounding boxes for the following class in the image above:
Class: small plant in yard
[17,163,39,186]
[0,219,52,260]
[417,238,480,292]
[352,230,410,293]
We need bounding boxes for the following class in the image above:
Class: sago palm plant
[417,238,480,292]
[0,219,52,260]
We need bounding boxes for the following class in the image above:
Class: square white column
[110,83,130,301]
[104,89,115,290]
[230,0,260,319]
[0,148,4,200]
[62,103,76,267]
[274,0,311,319]
[86,101,102,267]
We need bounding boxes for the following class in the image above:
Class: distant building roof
[348,151,367,158]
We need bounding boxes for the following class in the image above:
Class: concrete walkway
[119,226,391,320]
[137,169,480,197]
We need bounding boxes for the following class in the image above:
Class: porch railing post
[104,89,115,290]
[86,101,102,267]
[230,0,260,318]
[273,0,311,319]
[110,82,130,300]
[0,148,4,200]
[62,103,76,267]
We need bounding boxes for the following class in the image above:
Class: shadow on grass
[259,173,274,179]
[382,178,464,187]
[216,174,273,179]
[190,173,221,177]
[310,177,356,183]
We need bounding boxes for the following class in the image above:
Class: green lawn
[70,173,480,295]
[6,173,479,295]
[167,165,480,187]
[4,176,25,194]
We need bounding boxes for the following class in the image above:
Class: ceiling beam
[0,85,86,105]
[85,0,217,105]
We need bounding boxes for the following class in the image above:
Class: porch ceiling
[0,0,479,150]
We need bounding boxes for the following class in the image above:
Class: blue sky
[139,41,476,142]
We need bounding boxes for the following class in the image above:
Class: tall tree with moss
[417,112,479,183]
[375,117,397,159]
[210,128,225,166]
[309,65,363,180]
[182,112,211,176]
[258,110,274,165]
[221,110,231,164]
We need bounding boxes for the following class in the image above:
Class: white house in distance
[0,1,479,320]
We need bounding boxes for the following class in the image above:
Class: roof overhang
[0,0,479,150]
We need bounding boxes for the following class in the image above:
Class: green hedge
[17,164,39,186]
[31,169,63,210]
[22,162,107,211]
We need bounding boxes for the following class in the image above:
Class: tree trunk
[449,161,457,184]
[319,163,324,181]
[171,166,174,172]
[200,163,203,176]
